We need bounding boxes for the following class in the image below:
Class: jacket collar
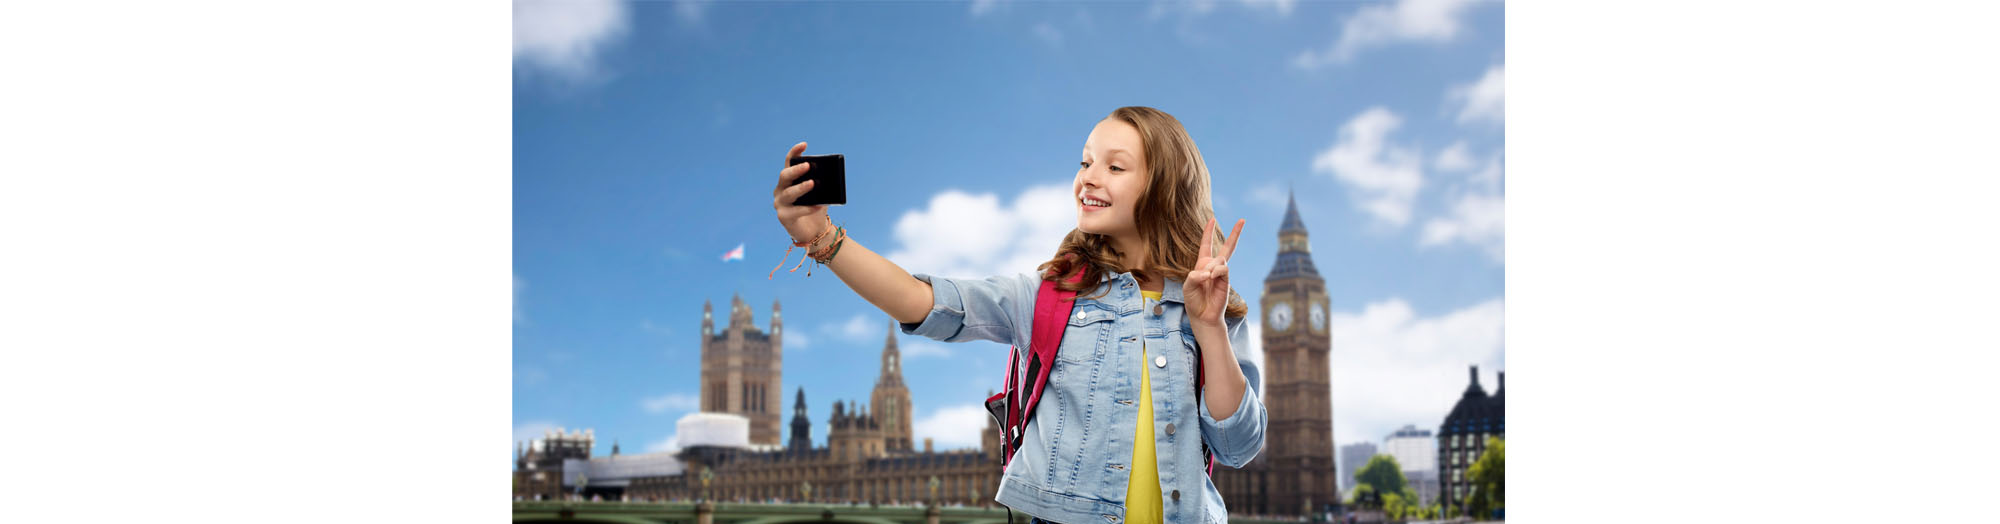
[1096,270,1185,304]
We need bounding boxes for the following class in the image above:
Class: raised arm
[772,141,932,324]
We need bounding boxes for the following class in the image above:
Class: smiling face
[1075,118,1150,239]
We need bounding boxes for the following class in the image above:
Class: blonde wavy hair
[1036,106,1248,319]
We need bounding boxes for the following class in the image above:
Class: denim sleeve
[1197,312,1267,468]
[896,272,1040,346]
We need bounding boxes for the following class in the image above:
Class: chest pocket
[1057,301,1116,364]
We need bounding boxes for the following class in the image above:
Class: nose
[1077,165,1102,192]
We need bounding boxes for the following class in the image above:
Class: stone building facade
[702,295,785,446]
[625,321,1004,506]
[513,428,596,501]
[1438,366,1503,513]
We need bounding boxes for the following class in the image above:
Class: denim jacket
[899,269,1267,524]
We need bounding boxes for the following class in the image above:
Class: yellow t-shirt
[1125,289,1165,524]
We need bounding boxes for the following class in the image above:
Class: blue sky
[513,0,1505,462]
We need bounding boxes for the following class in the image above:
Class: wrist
[809,227,838,252]
[1190,317,1227,335]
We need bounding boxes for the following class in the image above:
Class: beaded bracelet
[809,226,846,264]
[769,216,836,280]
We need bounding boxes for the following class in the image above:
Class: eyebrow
[1081,148,1133,159]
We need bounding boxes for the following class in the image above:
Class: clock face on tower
[1309,302,1326,333]
[1269,301,1293,332]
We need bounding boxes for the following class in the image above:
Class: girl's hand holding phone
[773,141,832,244]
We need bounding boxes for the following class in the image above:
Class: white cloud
[1293,0,1482,69]
[1246,182,1290,209]
[513,0,630,82]
[901,341,953,359]
[673,0,706,23]
[970,0,1004,16]
[641,393,699,414]
[1449,64,1505,125]
[1434,141,1475,173]
[1328,297,1504,445]
[516,365,548,386]
[1423,145,1503,261]
[883,184,1076,280]
[837,314,876,342]
[1239,0,1298,16]
[783,328,810,351]
[913,404,990,450]
[1313,107,1424,227]
[646,433,679,453]
[1420,192,1504,261]
[1031,22,1062,47]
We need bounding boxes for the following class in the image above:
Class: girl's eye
[1110,166,1125,172]
[1079,161,1090,169]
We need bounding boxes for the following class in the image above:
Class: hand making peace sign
[1184,216,1244,326]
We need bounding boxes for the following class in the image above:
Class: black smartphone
[787,154,847,206]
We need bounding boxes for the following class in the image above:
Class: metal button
[1171,489,1180,502]
[1076,311,1088,319]
[1154,355,1167,368]
[1165,423,1176,436]
[1153,304,1163,316]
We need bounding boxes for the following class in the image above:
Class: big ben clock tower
[1216,191,1337,517]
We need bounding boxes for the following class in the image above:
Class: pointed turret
[872,319,913,450]
[789,387,813,451]
[1268,187,1321,281]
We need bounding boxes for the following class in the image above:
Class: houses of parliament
[515,196,1340,517]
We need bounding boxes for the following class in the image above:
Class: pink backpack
[984,268,1215,476]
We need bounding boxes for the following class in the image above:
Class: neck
[1109,232,1152,284]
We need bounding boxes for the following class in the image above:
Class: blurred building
[1437,366,1504,512]
[1213,193,1339,517]
[629,322,993,504]
[1337,442,1377,499]
[513,427,597,500]
[702,295,785,446]
[512,315,1002,505]
[1383,425,1438,506]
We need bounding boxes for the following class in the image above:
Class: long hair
[1036,106,1248,319]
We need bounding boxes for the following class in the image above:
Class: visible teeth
[1083,197,1109,207]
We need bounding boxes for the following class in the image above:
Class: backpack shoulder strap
[989,268,1086,465]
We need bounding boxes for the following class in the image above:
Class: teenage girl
[769,106,1265,524]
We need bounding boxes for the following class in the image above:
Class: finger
[785,141,808,166]
[778,179,816,206]
[773,163,812,198]
[1221,219,1245,262]
[778,161,812,186]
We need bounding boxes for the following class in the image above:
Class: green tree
[1467,436,1506,518]
[1354,455,1408,500]
[1347,483,1376,509]
[1382,492,1406,520]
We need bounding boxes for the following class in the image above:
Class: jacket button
[1153,304,1163,316]
[1076,311,1088,319]
[1154,355,1167,368]
[1165,423,1176,436]
[1171,489,1180,502]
